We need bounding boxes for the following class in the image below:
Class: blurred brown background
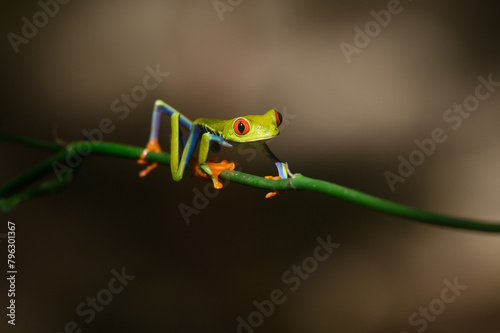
[1,1,500,332]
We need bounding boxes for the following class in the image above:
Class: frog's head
[223,109,283,143]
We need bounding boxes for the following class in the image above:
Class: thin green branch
[1,132,62,151]
[0,150,68,198]
[2,133,500,233]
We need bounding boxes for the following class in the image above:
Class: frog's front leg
[194,132,235,189]
[259,143,293,198]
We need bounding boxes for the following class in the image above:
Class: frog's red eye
[234,118,250,135]
[275,110,283,126]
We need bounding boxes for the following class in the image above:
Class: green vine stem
[2,132,500,233]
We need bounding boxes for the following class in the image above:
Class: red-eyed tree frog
[137,100,293,198]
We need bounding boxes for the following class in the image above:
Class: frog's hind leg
[170,118,201,182]
[137,100,193,177]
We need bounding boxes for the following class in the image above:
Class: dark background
[1,1,500,332]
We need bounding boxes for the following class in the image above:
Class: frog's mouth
[228,133,279,145]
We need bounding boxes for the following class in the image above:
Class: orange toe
[192,158,235,189]
[141,139,162,158]
[207,159,235,189]
[139,162,158,177]
[264,175,285,199]
[137,139,162,177]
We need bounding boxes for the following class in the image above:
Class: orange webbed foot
[137,139,162,177]
[264,175,285,199]
[191,157,235,189]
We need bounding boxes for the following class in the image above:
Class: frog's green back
[194,118,229,137]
